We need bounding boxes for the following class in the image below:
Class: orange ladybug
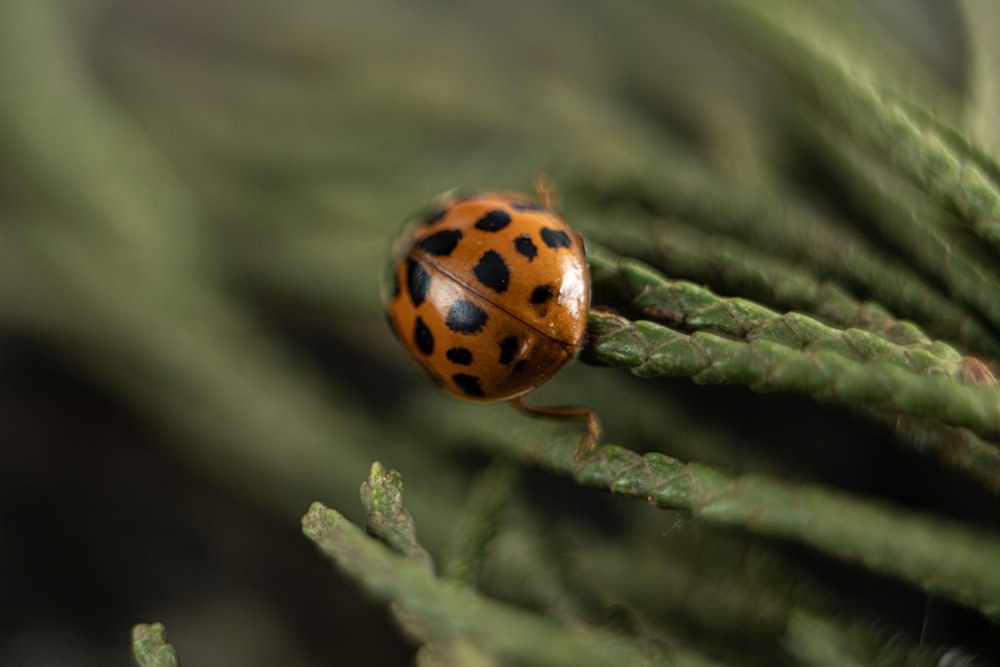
[384,184,599,446]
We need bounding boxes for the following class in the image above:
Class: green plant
[0,1,996,666]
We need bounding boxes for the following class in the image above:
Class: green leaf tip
[585,310,650,367]
[302,501,346,545]
[360,461,405,521]
[359,461,433,571]
[131,622,180,667]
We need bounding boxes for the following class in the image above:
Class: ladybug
[384,184,599,447]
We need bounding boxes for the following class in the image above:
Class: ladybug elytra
[384,185,599,446]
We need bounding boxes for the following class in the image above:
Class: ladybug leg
[510,396,602,455]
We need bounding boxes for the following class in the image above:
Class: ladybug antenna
[532,172,559,210]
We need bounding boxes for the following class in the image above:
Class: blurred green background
[3,1,998,666]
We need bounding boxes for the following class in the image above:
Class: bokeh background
[2,1,997,666]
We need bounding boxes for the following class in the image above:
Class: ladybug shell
[384,191,590,402]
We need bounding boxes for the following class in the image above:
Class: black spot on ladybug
[498,337,519,365]
[513,360,528,373]
[406,258,431,306]
[418,229,463,256]
[541,228,572,248]
[474,250,510,293]
[446,347,473,365]
[414,317,434,355]
[446,300,489,333]
[514,234,538,261]
[453,373,485,397]
[510,200,547,212]
[530,285,555,304]
[474,210,512,232]
[421,206,448,226]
